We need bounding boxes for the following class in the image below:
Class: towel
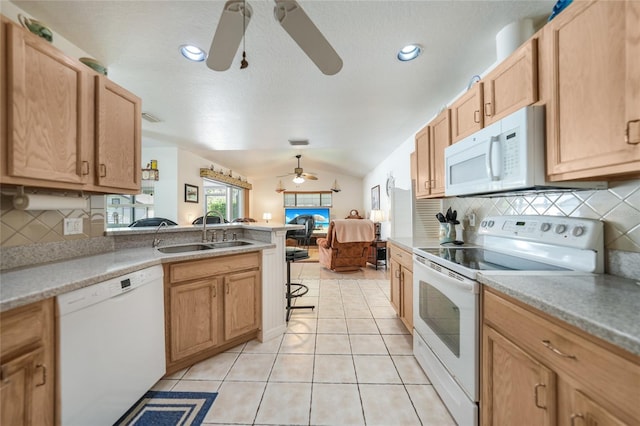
[333,219,375,243]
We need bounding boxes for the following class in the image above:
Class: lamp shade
[262,212,272,222]
[370,209,385,223]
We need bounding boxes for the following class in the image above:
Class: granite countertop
[479,272,640,356]
[105,222,300,236]
[0,240,274,313]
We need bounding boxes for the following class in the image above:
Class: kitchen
[2,0,640,425]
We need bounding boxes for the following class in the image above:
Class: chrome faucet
[202,210,225,242]
[152,222,168,248]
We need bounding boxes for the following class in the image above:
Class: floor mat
[114,391,217,426]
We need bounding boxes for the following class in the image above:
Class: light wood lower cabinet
[0,299,55,426]
[482,288,640,426]
[164,252,261,374]
[388,242,413,333]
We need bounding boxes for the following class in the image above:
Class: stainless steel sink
[156,241,252,253]
[156,243,216,253]
[210,241,252,249]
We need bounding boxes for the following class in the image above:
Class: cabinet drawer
[483,289,640,421]
[0,302,46,358]
[169,252,260,283]
[389,244,412,271]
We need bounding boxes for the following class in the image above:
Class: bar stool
[285,247,315,322]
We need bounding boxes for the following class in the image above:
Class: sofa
[316,219,375,272]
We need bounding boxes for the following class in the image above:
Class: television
[284,208,331,233]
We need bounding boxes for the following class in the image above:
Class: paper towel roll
[496,19,534,62]
[13,194,89,211]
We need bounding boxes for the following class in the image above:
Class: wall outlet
[468,211,476,227]
[63,218,83,235]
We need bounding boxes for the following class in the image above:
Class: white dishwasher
[58,265,166,426]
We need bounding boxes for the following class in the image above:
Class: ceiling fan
[206,0,343,75]
[278,154,318,183]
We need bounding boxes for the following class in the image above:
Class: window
[203,179,245,221]
[106,192,154,227]
[283,191,332,207]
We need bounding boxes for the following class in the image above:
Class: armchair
[316,219,375,272]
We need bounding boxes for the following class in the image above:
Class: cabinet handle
[570,413,585,426]
[534,383,546,409]
[81,161,90,175]
[424,180,430,189]
[99,164,107,177]
[225,281,229,294]
[541,339,576,359]
[212,286,216,298]
[474,110,480,123]
[484,102,492,117]
[35,364,46,387]
[626,119,640,144]
[394,269,400,279]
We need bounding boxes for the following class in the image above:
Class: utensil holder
[439,223,455,244]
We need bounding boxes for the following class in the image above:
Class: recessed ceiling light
[397,44,422,62]
[180,44,207,62]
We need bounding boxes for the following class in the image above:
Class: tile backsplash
[442,179,640,279]
[442,179,640,252]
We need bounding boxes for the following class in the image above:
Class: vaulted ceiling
[10,0,554,179]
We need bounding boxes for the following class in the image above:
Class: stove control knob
[555,224,567,234]
[487,220,495,228]
[480,221,487,228]
[540,223,552,232]
[572,226,585,237]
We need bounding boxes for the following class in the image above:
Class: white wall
[249,171,364,224]
[142,147,179,222]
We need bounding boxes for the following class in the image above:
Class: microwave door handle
[486,135,501,181]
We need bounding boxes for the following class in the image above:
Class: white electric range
[412,215,604,426]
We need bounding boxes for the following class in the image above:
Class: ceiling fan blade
[276,172,295,178]
[273,0,343,75]
[207,0,253,71]
[302,173,318,180]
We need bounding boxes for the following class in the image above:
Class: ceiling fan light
[397,44,421,62]
[180,44,207,62]
[293,176,305,184]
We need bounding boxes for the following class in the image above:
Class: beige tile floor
[152,262,456,425]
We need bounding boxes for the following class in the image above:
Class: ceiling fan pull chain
[240,0,249,69]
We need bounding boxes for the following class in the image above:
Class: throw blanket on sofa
[333,219,374,243]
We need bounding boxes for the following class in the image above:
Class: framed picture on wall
[371,185,380,210]
[184,184,199,203]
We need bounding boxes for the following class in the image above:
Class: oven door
[413,255,479,400]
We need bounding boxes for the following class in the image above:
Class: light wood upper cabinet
[414,109,451,199]
[545,0,640,180]
[414,126,431,198]
[95,76,141,192]
[0,299,55,426]
[2,18,91,187]
[450,82,483,143]
[1,16,142,194]
[429,109,451,197]
[483,38,538,126]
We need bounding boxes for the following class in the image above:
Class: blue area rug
[114,391,217,426]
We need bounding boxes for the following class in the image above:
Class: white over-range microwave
[444,106,607,197]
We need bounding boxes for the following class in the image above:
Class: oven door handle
[415,256,478,293]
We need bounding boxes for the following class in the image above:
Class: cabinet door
[414,126,431,198]
[95,76,141,192]
[169,279,220,362]
[0,347,44,426]
[5,22,90,186]
[482,325,557,426]
[400,267,413,331]
[224,270,260,341]
[546,0,640,180]
[450,82,483,142]
[389,257,401,314]
[483,38,538,125]
[429,109,451,197]
[570,390,625,426]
